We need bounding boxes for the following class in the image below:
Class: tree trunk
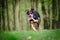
[14,0,20,31]
[12,0,16,30]
[4,0,8,31]
[41,0,47,29]
[6,0,14,31]
[1,0,5,31]
[58,0,60,28]
[34,0,38,10]
[49,0,53,29]
[0,0,2,31]
[6,0,10,31]
[52,0,57,29]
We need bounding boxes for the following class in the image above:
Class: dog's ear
[25,10,29,15]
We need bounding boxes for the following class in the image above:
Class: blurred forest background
[0,0,60,31]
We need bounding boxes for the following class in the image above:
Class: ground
[0,29,60,40]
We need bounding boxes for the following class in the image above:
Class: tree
[41,0,49,29]
[0,0,2,31]
[34,0,38,10]
[1,0,5,31]
[14,0,20,31]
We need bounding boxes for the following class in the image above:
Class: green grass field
[0,30,60,40]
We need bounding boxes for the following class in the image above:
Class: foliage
[0,0,60,31]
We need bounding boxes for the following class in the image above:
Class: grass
[0,29,60,40]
